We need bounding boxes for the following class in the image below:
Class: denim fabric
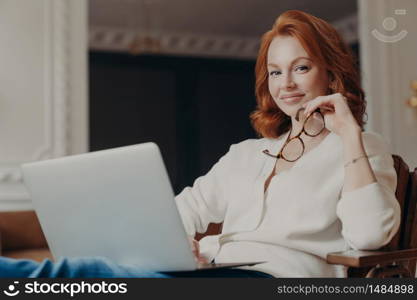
[0,257,273,278]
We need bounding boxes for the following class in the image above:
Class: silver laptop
[21,142,262,272]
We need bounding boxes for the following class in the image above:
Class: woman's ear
[327,71,336,93]
[327,71,335,83]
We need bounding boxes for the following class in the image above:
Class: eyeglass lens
[304,111,325,136]
[280,110,325,161]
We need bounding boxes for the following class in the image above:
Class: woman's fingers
[190,239,199,254]
[303,93,346,116]
[303,96,332,116]
[189,238,209,264]
[196,256,209,264]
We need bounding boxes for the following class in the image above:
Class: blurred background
[89,0,359,195]
[0,0,416,210]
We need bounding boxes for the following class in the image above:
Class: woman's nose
[280,74,296,89]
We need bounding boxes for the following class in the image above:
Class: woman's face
[267,35,330,119]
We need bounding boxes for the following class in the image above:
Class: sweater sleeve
[174,144,235,236]
[336,132,401,250]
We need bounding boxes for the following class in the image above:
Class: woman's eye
[269,71,281,76]
[295,65,309,72]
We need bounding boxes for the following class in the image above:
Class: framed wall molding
[0,0,87,210]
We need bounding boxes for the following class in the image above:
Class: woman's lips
[281,94,305,104]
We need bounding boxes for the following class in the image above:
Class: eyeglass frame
[262,108,326,162]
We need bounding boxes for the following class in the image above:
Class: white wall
[359,0,417,169]
[0,0,88,211]
[359,0,417,277]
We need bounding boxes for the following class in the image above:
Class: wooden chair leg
[366,263,413,278]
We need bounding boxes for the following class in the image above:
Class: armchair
[0,210,51,262]
[326,155,417,277]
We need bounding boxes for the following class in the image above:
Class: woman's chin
[282,105,304,119]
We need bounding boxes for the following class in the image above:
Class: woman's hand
[302,92,361,138]
[187,236,209,265]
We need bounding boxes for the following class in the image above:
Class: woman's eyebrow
[267,56,311,68]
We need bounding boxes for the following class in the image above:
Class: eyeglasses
[262,108,325,162]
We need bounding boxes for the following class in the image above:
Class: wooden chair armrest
[326,248,417,268]
[0,211,48,251]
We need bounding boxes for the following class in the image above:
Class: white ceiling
[89,0,357,37]
[89,0,358,58]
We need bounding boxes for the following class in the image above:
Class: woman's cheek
[268,80,279,98]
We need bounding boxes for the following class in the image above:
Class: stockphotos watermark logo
[372,9,408,43]
[3,281,127,297]
[3,281,20,297]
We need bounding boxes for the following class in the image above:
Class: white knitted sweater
[175,131,401,277]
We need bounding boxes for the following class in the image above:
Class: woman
[0,10,400,278]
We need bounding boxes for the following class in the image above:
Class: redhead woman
[0,10,400,278]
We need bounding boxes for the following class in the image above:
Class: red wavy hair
[250,10,366,138]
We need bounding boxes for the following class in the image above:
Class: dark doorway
[89,52,258,194]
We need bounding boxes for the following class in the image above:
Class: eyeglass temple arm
[262,149,279,158]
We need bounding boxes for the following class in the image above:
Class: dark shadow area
[89,52,258,194]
